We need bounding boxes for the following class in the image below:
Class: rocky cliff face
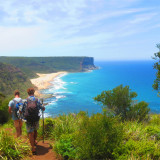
[81,57,97,71]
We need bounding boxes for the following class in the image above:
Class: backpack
[24,97,40,123]
[13,99,23,119]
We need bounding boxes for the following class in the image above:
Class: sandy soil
[30,72,67,97]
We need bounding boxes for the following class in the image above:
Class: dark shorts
[26,121,39,133]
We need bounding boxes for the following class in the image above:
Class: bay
[43,60,160,117]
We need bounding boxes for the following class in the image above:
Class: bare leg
[29,132,36,152]
[19,127,22,136]
[15,127,21,137]
[19,120,23,136]
[14,120,22,137]
[34,130,37,145]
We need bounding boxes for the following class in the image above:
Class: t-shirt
[8,98,22,120]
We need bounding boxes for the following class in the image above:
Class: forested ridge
[0,62,33,97]
[0,56,96,78]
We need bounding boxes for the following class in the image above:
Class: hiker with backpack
[8,90,23,137]
[23,88,45,154]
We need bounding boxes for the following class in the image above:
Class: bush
[114,139,160,160]
[0,95,10,124]
[149,114,160,125]
[127,101,150,122]
[54,134,76,160]
[39,117,55,139]
[73,113,124,160]
[113,117,160,160]
[51,113,81,140]
[94,85,150,121]
[0,129,31,159]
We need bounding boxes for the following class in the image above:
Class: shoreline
[30,72,67,98]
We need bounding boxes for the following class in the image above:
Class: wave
[70,82,78,84]
[43,73,69,116]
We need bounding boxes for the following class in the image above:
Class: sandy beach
[30,72,67,97]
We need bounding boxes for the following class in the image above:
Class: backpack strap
[13,99,18,108]
[13,99,22,107]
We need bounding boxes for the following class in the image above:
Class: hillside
[1,113,160,160]
[0,56,97,78]
[0,62,33,97]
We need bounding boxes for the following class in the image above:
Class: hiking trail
[5,128,59,160]
[30,140,59,160]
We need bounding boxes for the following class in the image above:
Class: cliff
[0,56,97,78]
[81,57,97,71]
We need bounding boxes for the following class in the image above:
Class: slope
[0,62,33,97]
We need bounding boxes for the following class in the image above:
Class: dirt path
[30,140,59,160]
[5,128,59,160]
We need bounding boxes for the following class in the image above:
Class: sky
[0,0,159,61]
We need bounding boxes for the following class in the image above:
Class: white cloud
[130,13,158,24]
[0,26,44,53]
[0,0,159,59]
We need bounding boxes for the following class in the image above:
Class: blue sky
[0,0,159,60]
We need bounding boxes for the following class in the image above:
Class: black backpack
[13,99,23,119]
[24,97,40,123]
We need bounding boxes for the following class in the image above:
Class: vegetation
[1,113,160,160]
[94,85,150,121]
[0,57,96,78]
[0,93,10,124]
[0,62,33,97]
[0,127,31,159]
[0,85,154,159]
[153,43,160,91]
[0,53,158,159]
[34,112,160,160]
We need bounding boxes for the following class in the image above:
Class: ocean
[42,60,160,117]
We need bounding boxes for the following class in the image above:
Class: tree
[156,43,160,52]
[0,93,10,124]
[94,85,150,121]
[153,43,160,91]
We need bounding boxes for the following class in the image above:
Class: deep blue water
[42,60,160,117]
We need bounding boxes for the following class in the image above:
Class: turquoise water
[43,60,160,117]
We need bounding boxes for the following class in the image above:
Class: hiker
[8,90,23,137]
[23,88,45,154]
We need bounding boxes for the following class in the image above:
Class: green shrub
[114,139,160,160]
[123,121,146,141]
[145,126,160,140]
[73,113,124,160]
[39,117,55,139]
[0,129,31,159]
[54,134,76,160]
[0,97,10,124]
[127,101,150,122]
[51,113,81,140]
[149,114,160,125]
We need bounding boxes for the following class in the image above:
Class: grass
[1,113,160,159]
[38,113,160,160]
[0,128,31,160]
